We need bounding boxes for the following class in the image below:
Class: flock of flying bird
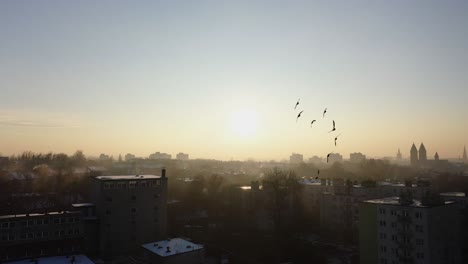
[294,99,342,177]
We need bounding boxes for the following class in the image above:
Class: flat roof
[95,175,161,180]
[0,211,80,220]
[72,203,95,208]
[363,196,455,208]
[440,192,466,197]
[142,238,203,257]
[5,255,95,264]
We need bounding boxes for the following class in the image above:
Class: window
[27,220,34,226]
[68,217,74,223]
[43,219,49,225]
[415,212,423,219]
[415,225,423,232]
[379,208,386,214]
[380,246,387,253]
[416,252,424,259]
[380,233,387,239]
[131,195,136,201]
[54,219,60,224]
[416,239,424,246]
[43,231,48,237]
[129,181,136,188]
[9,222,15,228]
[131,208,137,213]
[68,229,73,235]
[391,222,396,228]
[27,233,33,239]
[7,234,14,241]
[379,221,386,227]
[106,210,111,215]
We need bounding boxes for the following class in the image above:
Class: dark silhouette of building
[463,146,467,162]
[0,211,85,262]
[91,169,168,258]
[418,143,427,163]
[435,152,439,161]
[410,144,418,166]
[396,149,402,160]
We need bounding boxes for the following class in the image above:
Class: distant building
[308,156,323,164]
[149,152,172,160]
[463,146,467,163]
[289,153,303,164]
[359,196,461,264]
[125,153,136,161]
[0,211,85,262]
[350,153,366,163]
[410,143,449,169]
[91,170,168,257]
[142,238,204,264]
[176,153,189,161]
[328,153,343,164]
[396,149,402,160]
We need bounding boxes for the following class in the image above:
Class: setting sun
[230,109,258,138]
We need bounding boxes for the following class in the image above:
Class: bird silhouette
[294,99,300,110]
[296,110,304,122]
[317,170,320,175]
[328,120,336,133]
[334,133,342,146]
[310,120,316,127]
[327,152,333,163]
[323,108,327,118]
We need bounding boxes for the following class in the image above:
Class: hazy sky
[1,0,467,160]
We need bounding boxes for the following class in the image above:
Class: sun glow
[230,109,258,138]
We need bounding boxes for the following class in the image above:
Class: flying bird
[327,152,333,163]
[310,120,316,127]
[294,99,300,110]
[296,110,304,122]
[334,133,342,146]
[317,170,320,176]
[323,108,327,118]
[328,120,336,133]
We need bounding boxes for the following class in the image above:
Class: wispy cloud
[0,113,81,128]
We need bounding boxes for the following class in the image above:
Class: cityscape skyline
[1,1,467,160]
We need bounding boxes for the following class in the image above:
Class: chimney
[161,168,166,178]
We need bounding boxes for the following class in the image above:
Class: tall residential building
[359,196,461,264]
[328,153,343,164]
[176,152,189,161]
[91,170,168,257]
[289,153,303,164]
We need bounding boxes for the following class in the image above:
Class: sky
[0,0,467,161]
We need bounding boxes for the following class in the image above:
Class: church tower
[410,143,418,166]
[397,149,402,160]
[419,143,427,164]
[463,146,467,162]
[434,152,439,161]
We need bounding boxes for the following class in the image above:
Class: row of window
[379,208,424,219]
[380,247,425,259]
[103,180,161,190]
[0,217,80,229]
[0,246,79,260]
[1,229,80,241]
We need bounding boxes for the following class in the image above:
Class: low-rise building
[0,211,84,262]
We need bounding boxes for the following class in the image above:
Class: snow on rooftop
[5,255,95,264]
[440,192,466,197]
[363,196,455,207]
[95,175,161,180]
[142,238,204,257]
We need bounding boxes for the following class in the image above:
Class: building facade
[359,197,461,264]
[91,171,168,257]
[0,211,84,262]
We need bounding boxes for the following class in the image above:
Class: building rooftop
[363,196,455,208]
[95,175,161,180]
[5,255,95,264]
[0,211,80,220]
[72,203,95,208]
[142,238,204,257]
[440,192,466,197]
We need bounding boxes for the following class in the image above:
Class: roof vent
[154,243,158,247]
[166,246,171,253]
